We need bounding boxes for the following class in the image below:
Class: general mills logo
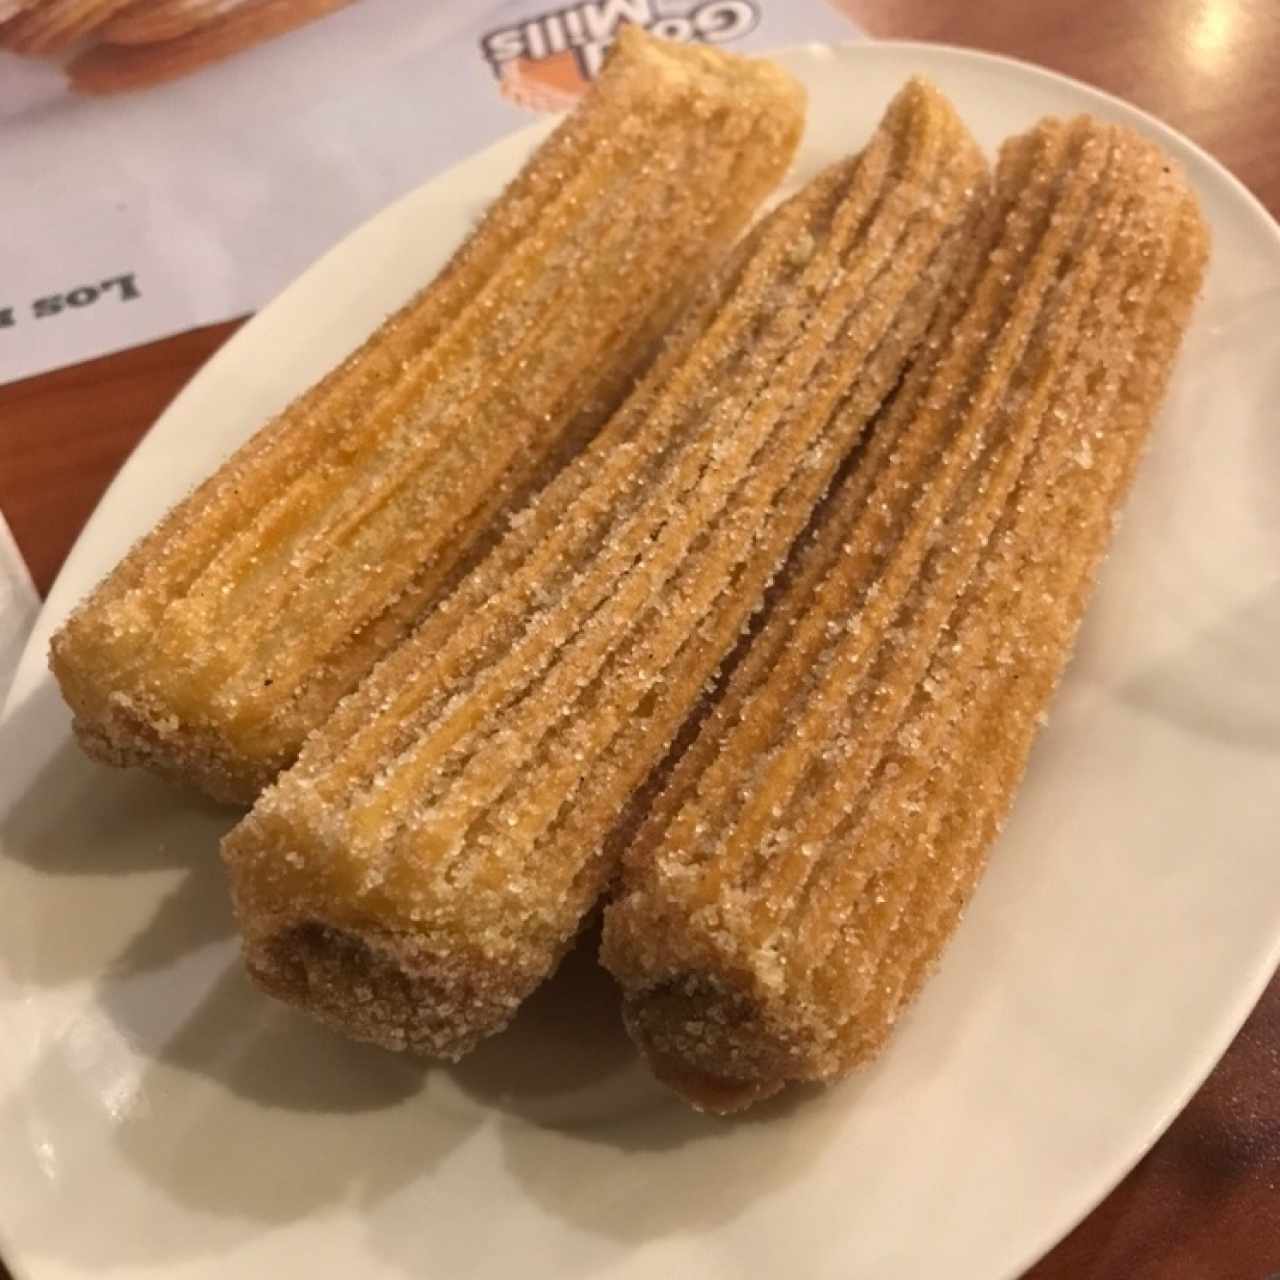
[481,1,760,110]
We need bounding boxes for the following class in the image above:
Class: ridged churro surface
[601,117,1209,1113]
[50,28,805,802]
[221,79,990,1059]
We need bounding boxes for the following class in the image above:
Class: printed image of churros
[67,0,350,93]
[0,0,135,55]
[96,0,253,46]
[601,117,1209,1112]
[219,78,990,1059]
[0,0,349,92]
[0,0,43,26]
[50,28,806,802]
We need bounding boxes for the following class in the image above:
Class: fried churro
[601,118,1209,1112]
[50,28,804,801]
[221,79,990,1059]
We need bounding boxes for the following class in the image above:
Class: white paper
[0,514,39,705]
[0,0,861,385]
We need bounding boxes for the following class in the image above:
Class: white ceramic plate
[3,41,1279,1280]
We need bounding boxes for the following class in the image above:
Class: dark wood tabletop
[2,2,1278,1276]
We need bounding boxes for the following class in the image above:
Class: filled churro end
[232,894,549,1059]
[242,919,528,1059]
[603,893,843,1112]
[222,800,575,1057]
[620,978,794,1115]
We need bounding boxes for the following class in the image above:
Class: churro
[50,28,804,801]
[221,79,990,1059]
[601,117,1208,1112]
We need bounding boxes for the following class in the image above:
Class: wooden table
[3,1,1278,1275]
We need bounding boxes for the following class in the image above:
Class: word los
[0,273,139,330]
[482,0,759,82]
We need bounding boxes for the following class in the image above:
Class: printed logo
[481,0,761,111]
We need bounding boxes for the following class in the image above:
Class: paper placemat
[0,0,861,386]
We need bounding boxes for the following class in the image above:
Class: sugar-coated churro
[220,79,990,1059]
[601,117,1208,1113]
[51,28,804,801]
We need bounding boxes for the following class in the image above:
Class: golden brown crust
[50,28,806,804]
[222,79,990,1060]
[602,117,1210,1112]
